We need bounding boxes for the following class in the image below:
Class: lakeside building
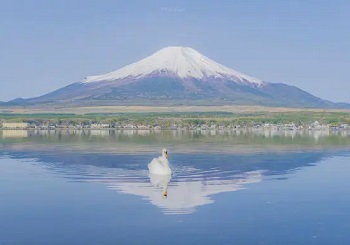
[90,123,110,129]
[1,122,28,129]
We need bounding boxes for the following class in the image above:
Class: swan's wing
[148,157,162,170]
[151,157,161,165]
[148,158,156,170]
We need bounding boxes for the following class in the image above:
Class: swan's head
[162,148,168,159]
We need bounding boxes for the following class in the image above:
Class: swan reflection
[149,173,171,198]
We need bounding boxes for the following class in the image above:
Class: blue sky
[1,0,349,102]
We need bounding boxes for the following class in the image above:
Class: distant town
[1,120,349,132]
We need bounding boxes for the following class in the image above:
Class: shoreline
[1,126,350,133]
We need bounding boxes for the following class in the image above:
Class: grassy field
[1,105,350,126]
[2,105,350,114]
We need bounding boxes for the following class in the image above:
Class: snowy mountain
[83,46,262,85]
[10,46,349,108]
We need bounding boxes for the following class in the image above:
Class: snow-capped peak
[83,46,262,85]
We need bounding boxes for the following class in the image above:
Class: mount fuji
[12,46,348,108]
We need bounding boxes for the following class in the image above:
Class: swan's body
[148,148,172,175]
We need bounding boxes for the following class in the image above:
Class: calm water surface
[0,130,350,244]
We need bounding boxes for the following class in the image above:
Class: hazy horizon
[1,0,350,103]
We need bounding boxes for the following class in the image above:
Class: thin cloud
[161,7,185,13]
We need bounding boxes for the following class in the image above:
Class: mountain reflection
[1,148,340,214]
[28,158,264,215]
[104,169,262,214]
[1,130,349,214]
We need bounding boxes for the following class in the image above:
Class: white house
[1,122,28,129]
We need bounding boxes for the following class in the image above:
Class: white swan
[148,148,172,175]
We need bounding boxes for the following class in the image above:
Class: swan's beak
[165,152,168,159]
[163,191,168,198]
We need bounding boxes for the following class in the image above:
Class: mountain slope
[8,46,349,108]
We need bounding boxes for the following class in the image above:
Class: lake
[1,129,350,244]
